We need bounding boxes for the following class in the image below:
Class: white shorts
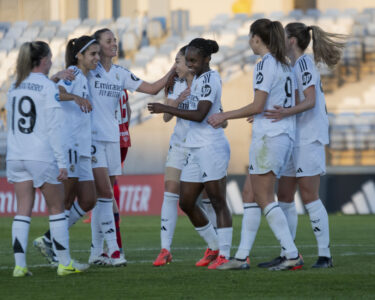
[282,141,326,177]
[91,140,121,176]
[180,139,230,183]
[65,146,79,178]
[78,156,94,182]
[248,134,293,179]
[7,160,60,188]
[165,144,189,170]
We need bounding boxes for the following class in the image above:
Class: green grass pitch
[0,215,374,299]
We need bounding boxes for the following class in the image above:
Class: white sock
[201,198,217,229]
[264,202,298,259]
[160,192,179,251]
[217,227,232,258]
[278,201,298,257]
[235,203,261,260]
[68,201,86,228]
[49,213,71,266]
[195,222,219,250]
[305,199,331,258]
[90,204,103,256]
[12,215,31,268]
[97,198,119,255]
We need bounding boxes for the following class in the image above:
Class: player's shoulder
[296,54,315,73]
[113,64,140,81]
[197,70,220,85]
[256,53,275,72]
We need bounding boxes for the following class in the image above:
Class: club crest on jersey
[92,156,97,163]
[54,93,60,101]
[201,84,211,97]
[63,80,72,86]
[256,72,264,84]
[302,72,312,85]
[131,74,140,81]
[116,73,119,81]
[70,165,75,172]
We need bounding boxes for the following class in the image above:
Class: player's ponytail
[250,18,288,65]
[286,22,346,68]
[164,45,187,96]
[65,35,98,68]
[16,41,50,87]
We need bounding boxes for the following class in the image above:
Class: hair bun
[206,39,219,54]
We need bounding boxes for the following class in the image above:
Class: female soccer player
[33,36,101,264]
[260,23,346,268]
[208,19,303,271]
[148,38,232,270]
[7,41,88,277]
[152,45,217,267]
[88,28,175,266]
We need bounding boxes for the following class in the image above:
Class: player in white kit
[259,22,346,269]
[7,41,88,277]
[208,19,303,271]
[88,28,175,266]
[152,45,218,266]
[149,38,232,270]
[33,36,101,264]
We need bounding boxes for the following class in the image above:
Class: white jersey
[184,70,227,148]
[6,73,67,168]
[168,78,190,146]
[294,54,329,146]
[252,53,296,140]
[88,62,143,142]
[58,66,92,157]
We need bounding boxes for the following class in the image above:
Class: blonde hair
[285,23,346,68]
[16,41,50,87]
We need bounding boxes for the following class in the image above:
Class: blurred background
[0,0,374,215]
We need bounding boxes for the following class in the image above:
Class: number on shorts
[283,77,292,108]
[12,96,37,134]
[68,149,78,164]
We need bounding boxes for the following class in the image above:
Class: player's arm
[264,86,315,122]
[137,65,176,95]
[149,100,212,122]
[58,86,92,113]
[163,88,190,122]
[126,101,131,123]
[50,69,75,83]
[207,90,267,128]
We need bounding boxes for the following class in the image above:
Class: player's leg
[298,175,332,267]
[200,189,217,229]
[112,179,123,253]
[180,180,219,266]
[12,177,34,277]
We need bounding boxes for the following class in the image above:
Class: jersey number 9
[12,96,37,134]
[283,77,292,108]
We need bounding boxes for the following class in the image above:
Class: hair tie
[75,39,96,58]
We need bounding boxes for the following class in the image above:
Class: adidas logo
[313,227,321,232]
[297,168,303,173]
[342,180,375,214]
[202,172,207,178]
[161,226,167,231]
[105,229,114,234]
[96,73,101,78]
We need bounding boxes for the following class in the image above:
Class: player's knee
[179,198,193,214]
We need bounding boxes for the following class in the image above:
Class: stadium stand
[0,7,375,170]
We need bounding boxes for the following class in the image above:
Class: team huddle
[6,18,345,277]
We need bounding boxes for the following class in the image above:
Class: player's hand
[57,168,68,181]
[176,88,190,103]
[74,96,92,113]
[246,116,254,123]
[148,103,166,114]
[264,105,287,122]
[207,113,227,128]
[51,69,75,83]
